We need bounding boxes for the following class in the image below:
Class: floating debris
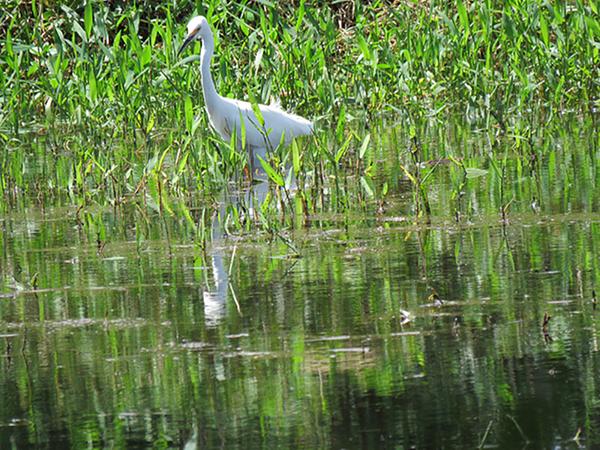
[0,418,29,427]
[331,347,370,353]
[102,256,126,261]
[389,331,421,337]
[306,335,351,343]
[222,351,276,358]
[226,333,249,339]
[542,312,553,343]
[427,288,443,307]
[400,309,412,324]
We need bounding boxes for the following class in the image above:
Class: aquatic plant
[0,0,598,226]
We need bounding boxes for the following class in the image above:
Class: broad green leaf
[465,167,488,179]
[457,0,470,36]
[141,45,151,67]
[177,201,196,229]
[146,113,155,134]
[335,135,352,164]
[157,147,170,172]
[292,139,300,176]
[357,33,371,61]
[359,133,371,159]
[239,113,246,150]
[296,0,305,31]
[184,95,193,133]
[84,1,93,40]
[252,104,265,128]
[27,62,40,77]
[335,104,346,142]
[400,164,417,185]
[540,15,549,47]
[73,21,87,42]
[360,176,375,197]
[258,156,284,187]
[6,26,13,57]
[88,69,97,101]
[177,151,190,174]
[248,92,265,127]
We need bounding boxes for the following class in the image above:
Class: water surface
[1,115,600,448]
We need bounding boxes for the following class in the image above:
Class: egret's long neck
[200,30,219,108]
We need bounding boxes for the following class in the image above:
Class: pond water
[1,115,600,448]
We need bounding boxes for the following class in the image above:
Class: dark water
[2,117,600,448]
[2,208,600,448]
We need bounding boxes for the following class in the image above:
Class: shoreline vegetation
[1,4,600,447]
[0,0,598,230]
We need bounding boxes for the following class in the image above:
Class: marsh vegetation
[1,0,599,448]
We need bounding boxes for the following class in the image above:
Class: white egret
[178,16,314,171]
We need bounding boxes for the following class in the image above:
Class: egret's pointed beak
[178,32,195,57]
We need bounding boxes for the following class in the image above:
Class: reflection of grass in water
[3,197,600,447]
[0,1,598,229]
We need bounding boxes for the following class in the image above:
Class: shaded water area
[2,114,600,448]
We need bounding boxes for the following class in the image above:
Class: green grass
[0,0,598,229]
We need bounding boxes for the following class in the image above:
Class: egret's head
[178,16,209,56]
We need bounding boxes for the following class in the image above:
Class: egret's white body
[179,16,313,166]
